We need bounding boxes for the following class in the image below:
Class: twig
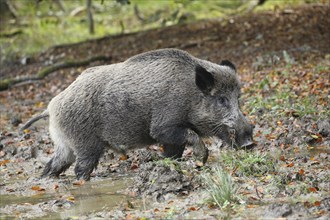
[0,55,112,91]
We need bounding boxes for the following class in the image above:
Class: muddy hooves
[130,160,199,201]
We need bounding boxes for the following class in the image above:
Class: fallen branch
[0,55,112,91]
[0,30,23,38]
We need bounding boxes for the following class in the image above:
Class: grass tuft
[202,166,240,208]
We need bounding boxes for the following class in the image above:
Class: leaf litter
[0,3,329,219]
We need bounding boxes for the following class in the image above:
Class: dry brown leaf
[308,187,317,193]
[119,155,128,161]
[31,186,45,191]
[286,162,294,167]
[279,155,286,161]
[0,159,10,166]
[73,180,85,186]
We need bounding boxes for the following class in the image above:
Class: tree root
[0,55,112,91]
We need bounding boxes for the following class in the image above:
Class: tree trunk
[86,0,94,34]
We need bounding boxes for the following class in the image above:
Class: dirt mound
[130,160,200,201]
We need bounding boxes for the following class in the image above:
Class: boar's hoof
[41,157,72,179]
[193,141,209,164]
[162,144,185,159]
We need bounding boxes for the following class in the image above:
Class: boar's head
[189,60,254,148]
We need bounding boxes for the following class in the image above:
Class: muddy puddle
[0,176,136,219]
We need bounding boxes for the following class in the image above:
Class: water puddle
[1,176,136,219]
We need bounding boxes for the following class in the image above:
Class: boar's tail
[20,109,49,131]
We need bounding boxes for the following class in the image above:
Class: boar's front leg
[151,126,187,159]
[150,126,208,163]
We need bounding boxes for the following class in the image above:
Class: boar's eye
[218,96,229,107]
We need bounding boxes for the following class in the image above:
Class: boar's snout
[233,119,255,148]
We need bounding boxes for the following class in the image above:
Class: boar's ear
[220,60,236,72]
[195,64,215,94]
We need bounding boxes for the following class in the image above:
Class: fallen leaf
[308,187,318,193]
[314,201,321,206]
[35,102,45,108]
[23,129,31,134]
[298,169,305,175]
[31,186,45,191]
[246,204,258,208]
[265,134,276,140]
[73,180,85,186]
[188,206,200,211]
[286,162,294,167]
[0,159,10,166]
[279,155,286,161]
[66,196,75,202]
[119,155,128,161]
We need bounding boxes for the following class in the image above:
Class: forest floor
[0,3,329,220]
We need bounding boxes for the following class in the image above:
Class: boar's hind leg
[74,140,105,181]
[41,146,75,178]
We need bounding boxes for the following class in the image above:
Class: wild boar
[21,48,254,180]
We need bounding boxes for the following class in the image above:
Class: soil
[1,3,330,219]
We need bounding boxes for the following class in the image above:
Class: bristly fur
[220,60,236,71]
[22,48,253,180]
